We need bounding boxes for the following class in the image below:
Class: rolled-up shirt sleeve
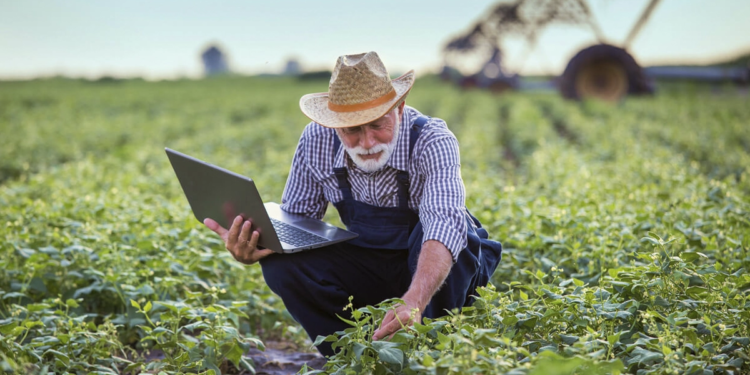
[281,130,328,220]
[418,136,467,262]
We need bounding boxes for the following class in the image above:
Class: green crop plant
[1,76,748,374]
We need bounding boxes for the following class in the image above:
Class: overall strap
[331,115,430,205]
[396,115,429,209]
[409,115,429,157]
[395,171,410,208]
[331,134,353,200]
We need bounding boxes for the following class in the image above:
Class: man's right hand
[204,215,275,265]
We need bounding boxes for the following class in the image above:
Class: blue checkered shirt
[281,106,467,261]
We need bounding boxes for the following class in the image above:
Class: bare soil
[244,341,327,375]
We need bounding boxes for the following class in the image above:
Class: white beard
[341,119,401,173]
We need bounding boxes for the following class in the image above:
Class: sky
[1,0,749,80]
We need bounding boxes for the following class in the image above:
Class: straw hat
[300,52,415,128]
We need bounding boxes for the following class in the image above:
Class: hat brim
[299,70,415,128]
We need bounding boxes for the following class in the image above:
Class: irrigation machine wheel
[574,60,628,101]
[559,44,653,101]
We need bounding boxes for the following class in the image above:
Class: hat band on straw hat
[327,89,397,113]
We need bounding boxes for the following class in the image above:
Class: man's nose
[360,128,377,150]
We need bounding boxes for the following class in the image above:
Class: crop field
[1,76,749,374]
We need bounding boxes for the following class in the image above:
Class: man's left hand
[372,299,422,341]
[372,240,452,341]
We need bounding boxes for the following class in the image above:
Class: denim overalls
[260,116,502,356]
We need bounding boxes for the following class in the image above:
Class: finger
[252,248,275,262]
[374,318,402,341]
[237,221,252,245]
[226,216,244,249]
[203,218,228,236]
[379,311,395,329]
[247,229,260,249]
[387,310,414,332]
[373,312,395,341]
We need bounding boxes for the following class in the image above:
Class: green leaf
[10,326,25,337]
[687,287,708,298]
[679,252,707,262]
[182,321,209,332]
[243,337,264,351]
[312,335,327,347]
[336,314,358,327]
[641,237,660,246]
[143,301,152,313]
[351,309,362,320]
[559,334,579,345]
[608,268,622,279]
[16,248,36,259]
[371,340,400,350]
[615,311,633,320]
[413,322,432,334]
[353,342,367,360]
[24,321,44,329]
[0,322,19,336]
[225,343,244,366]
[520,317,538,329]
[124,362,143,373]
[607,331,622,346]
[377,347,403,367]
[2,292,27,300]
[57,334,70,344]
[27,303,50,312]
[436,332,450,350]
[653,296,670,308]
[130,299,141,309]
[627,347,663,365]
[44,350,70,366]
[503,316,519,326]
[542,289,563,300]
[528,352,585,375]
[65,299,79,308]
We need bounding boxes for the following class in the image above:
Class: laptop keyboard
[270,218,329,247]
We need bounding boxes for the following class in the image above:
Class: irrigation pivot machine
[442,0,749,101]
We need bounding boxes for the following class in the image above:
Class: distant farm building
[201,45,230,76]
[283,58,301,76]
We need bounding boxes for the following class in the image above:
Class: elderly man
[204,52,502,356]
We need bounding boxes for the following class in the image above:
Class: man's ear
[397,101,406,116]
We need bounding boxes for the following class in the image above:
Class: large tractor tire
[559,44,653,101]
[488,80,514,94]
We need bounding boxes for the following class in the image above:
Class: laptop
[165,148,358,253]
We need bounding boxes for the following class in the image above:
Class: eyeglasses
[339,123,386,135]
